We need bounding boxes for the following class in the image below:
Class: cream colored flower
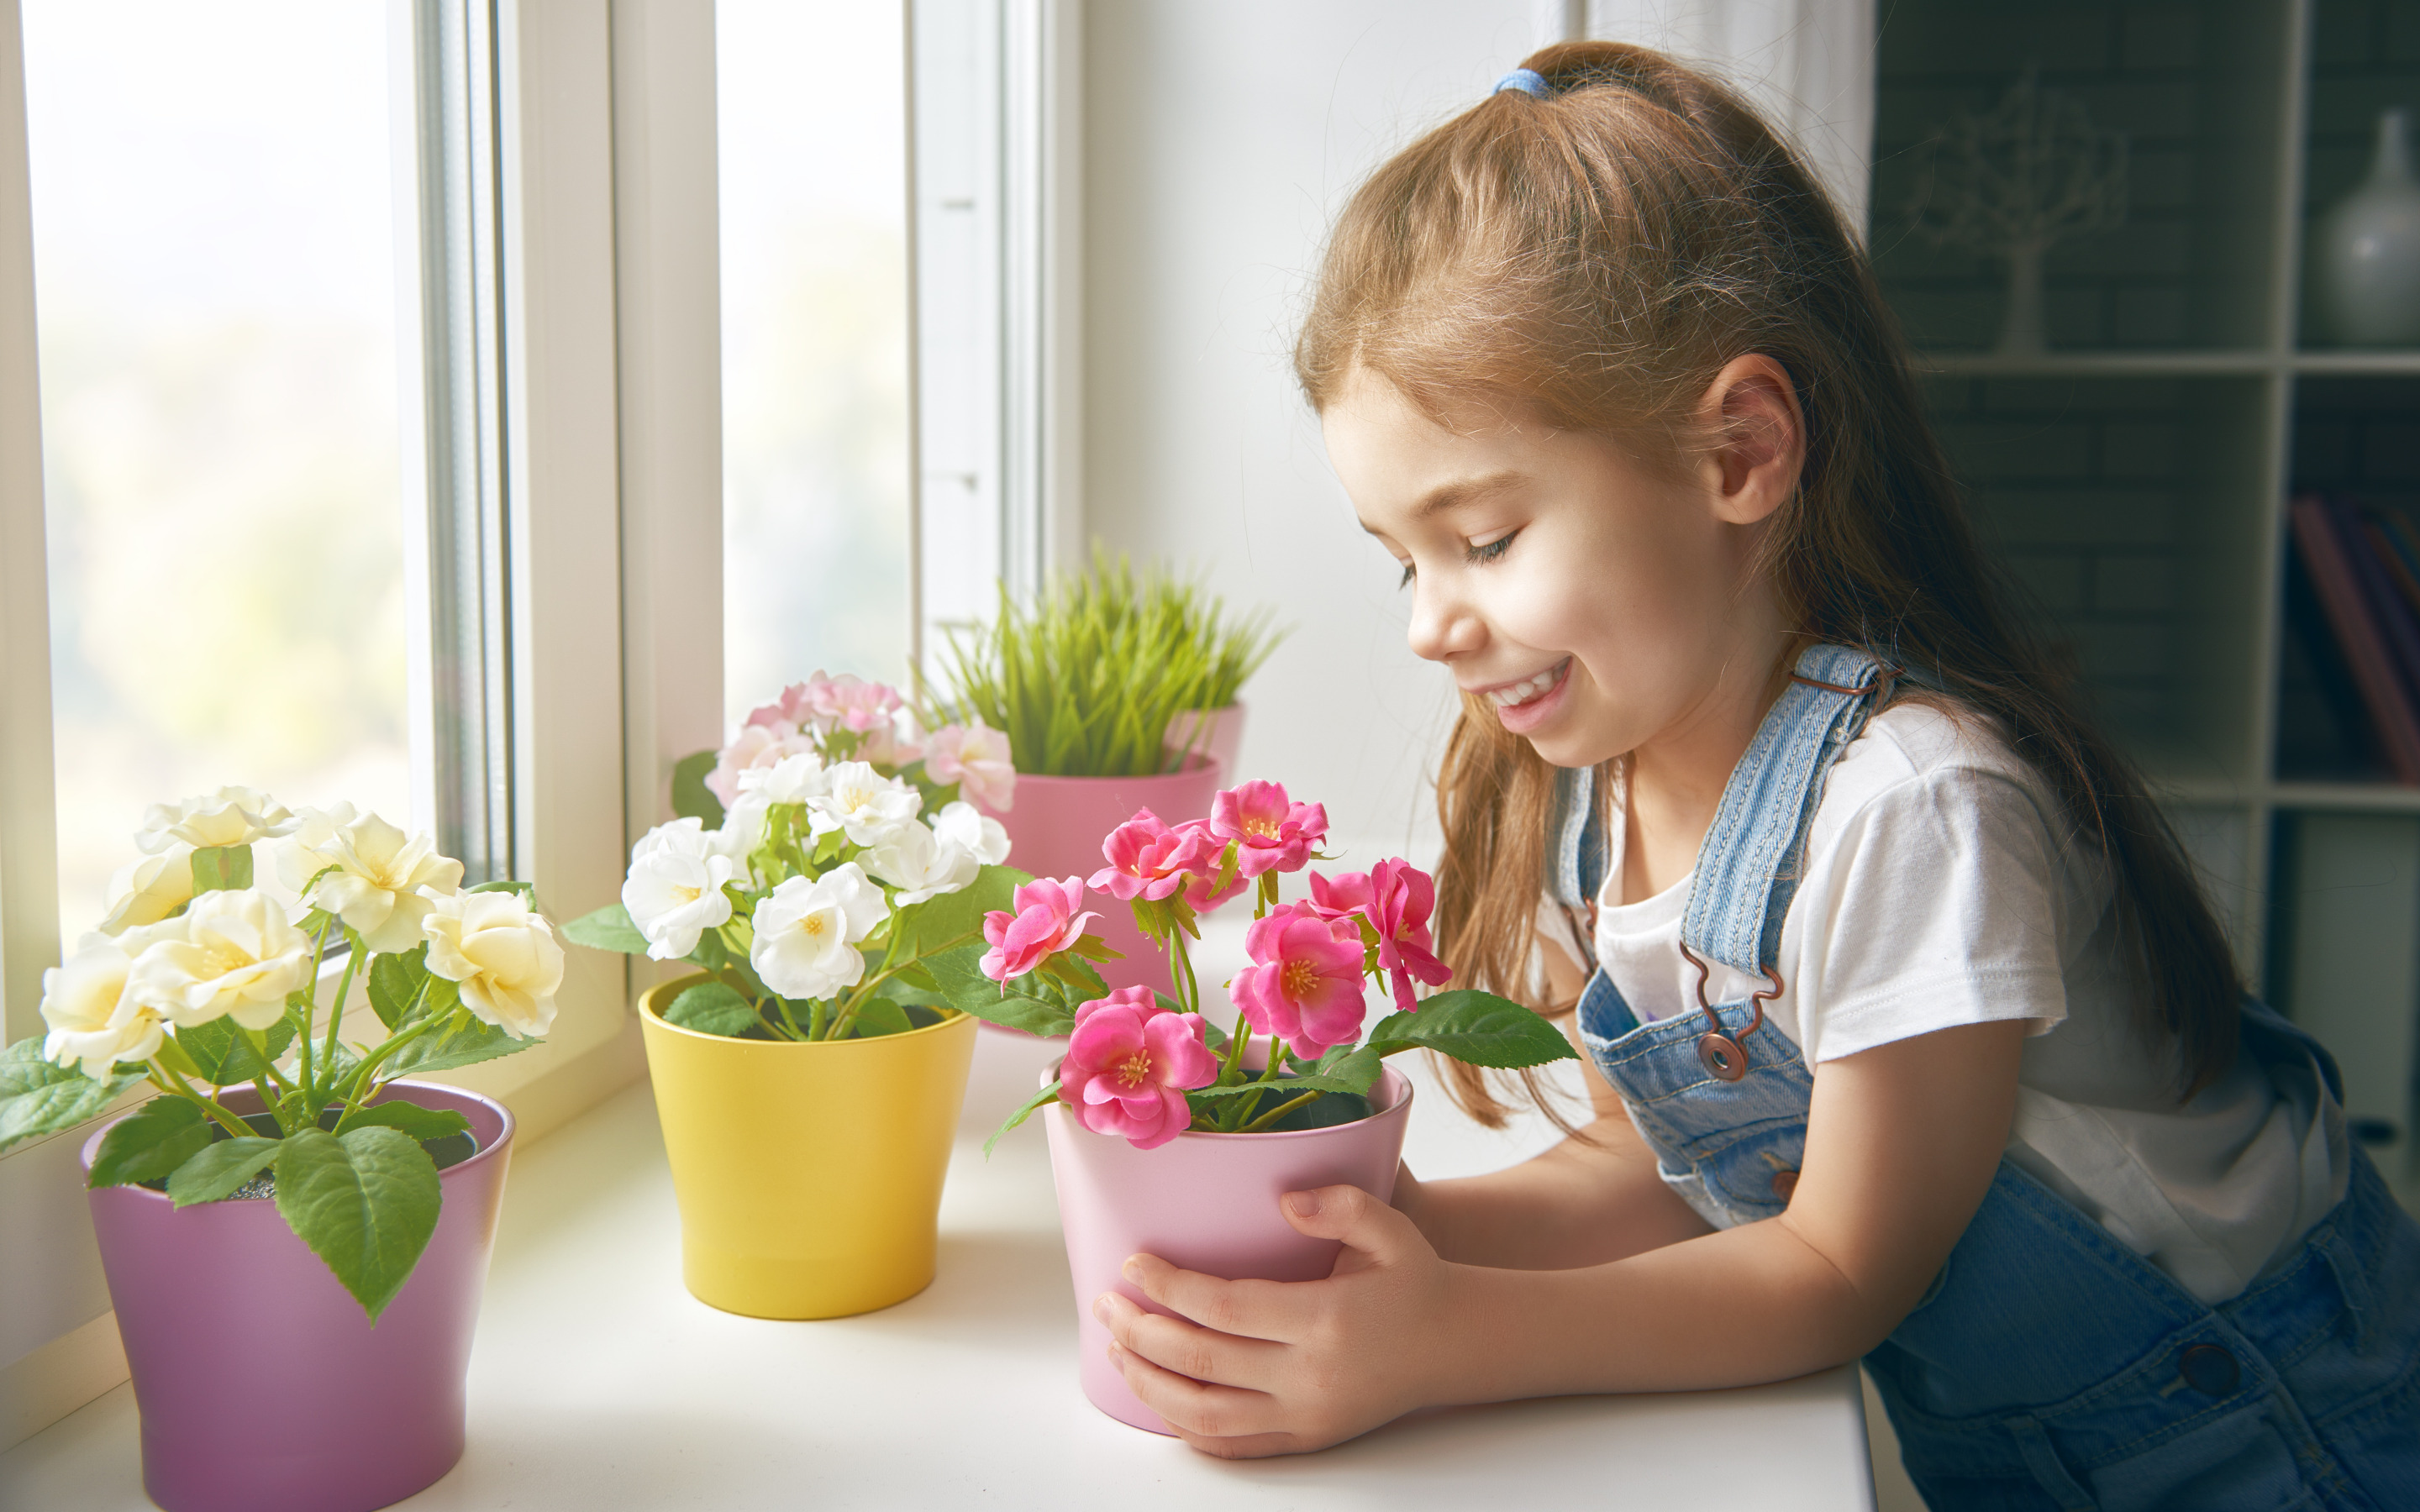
[422,890,564,1039]
[97,844,197,935]
[40,934,165,1078]
[124,890,310,1032]
[805,761,922,848]
[134,786,297,854]
[288,809,465,953]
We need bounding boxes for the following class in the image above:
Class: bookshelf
[1873,0,2420,1163]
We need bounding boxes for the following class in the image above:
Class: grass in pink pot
[969,778,1576,1152]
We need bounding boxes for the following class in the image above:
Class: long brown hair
[1294,41,2241,1123]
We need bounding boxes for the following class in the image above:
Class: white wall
[1081,1,1570,861]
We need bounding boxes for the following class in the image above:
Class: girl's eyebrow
[1410,469,1526,518]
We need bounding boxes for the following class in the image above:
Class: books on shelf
[2286,493,2420,785]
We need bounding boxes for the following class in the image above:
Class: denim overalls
[1558,645,2420,1511]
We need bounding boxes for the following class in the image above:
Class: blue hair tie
[1493,67,1550,100]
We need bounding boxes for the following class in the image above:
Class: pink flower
[746,681,819,731]
[1168,817,1249,911]
[706,722,818,806]
[1309,858,1452,1011]
[979,876,1098,982]
[804,675,904,734]
[1060,986,1217,1150]
[1228,902,1370,1059]
[1087,808,1220,901]
[1209,780,1328,879]
[924,717,1017,811]
[859,707,926,769]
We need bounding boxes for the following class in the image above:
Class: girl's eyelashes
[1397,529,1521,589]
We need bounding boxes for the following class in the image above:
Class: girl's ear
[1695,354,1805,526]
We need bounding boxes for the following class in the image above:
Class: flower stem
[317,925,364,1110]
[1237,1088,1322,1134]
[154,1059,256,1141]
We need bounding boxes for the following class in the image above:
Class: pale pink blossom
[1308,858,1453,1011]
[804,675,904,734]
[746,680,820,731]
[707,722,818,806]
[1060,985,1217,1150]
[1087,808,1220,902]
[859,706,926,769]
[979,876,1098,982]
[1208,780,1328,878]
[1228,902,1369,1059]
[923,717,1016,811]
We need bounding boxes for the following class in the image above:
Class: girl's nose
[1406,578,1485,664]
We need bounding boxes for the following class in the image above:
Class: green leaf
[272,1126,442,1322]
[906,864,1027,956]
[925,945,1075,1037]
[172,1015,298,1088]
[166,1137,283,1205]
[381,1011,534,1076]
[367,945,432,1030]
[1365,991,1580,1069]
[189,844,254,893]
[467,879,534,899]
[984,1079,1065,1157]
[87,1096,213,1188]
[563,903,652,956]
[0,1041,151,1153]
[661,981,762,1038]
[847,999,914,1039]
[671,749,725,825]
[334,1101,472,1142]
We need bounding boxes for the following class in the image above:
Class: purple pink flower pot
[1042,1063,1413,1434]
[979,754,1223,998]
[82,1082,514,1512]
[1162,701,1246,787]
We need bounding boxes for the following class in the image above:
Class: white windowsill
[1,1019,1876,1510]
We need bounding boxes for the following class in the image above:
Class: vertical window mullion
[413,0,514,883]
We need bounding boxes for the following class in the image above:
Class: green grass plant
[932,549,1286,777]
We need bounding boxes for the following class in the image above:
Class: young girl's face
[1325,368,1782,770]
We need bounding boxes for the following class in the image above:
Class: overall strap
[1681,644,1890,975]
[1548,765,1612,912]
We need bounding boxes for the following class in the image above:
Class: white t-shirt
[1559,701,2348,1305]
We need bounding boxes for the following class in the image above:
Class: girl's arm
[1095,1016,2024,1458]
[1394,933,1713,1270]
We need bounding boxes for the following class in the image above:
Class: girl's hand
[1095,1183,1451,1457]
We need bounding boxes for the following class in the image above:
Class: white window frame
[0,0,723,1445]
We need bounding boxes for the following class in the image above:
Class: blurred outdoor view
[717,0,913,728]
[24,2,412,941]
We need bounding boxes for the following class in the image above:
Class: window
[23,0,412,941]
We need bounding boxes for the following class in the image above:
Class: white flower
[282,808,465,954]
[97,844,196,934]
[134,786,297,854]
[862,822,979,906]
[124,890,311,1031]
[750,863,886,1000]
[738,751,830,806]
[623,820,737,960]
[805,761,922,848]
[931,801,1011,866]
[40,934,165,1078]
[708,794,771,873]
[923,718,1016,811]
[423,890,565,1039]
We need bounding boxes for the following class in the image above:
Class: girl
[1087,41,2420,1509]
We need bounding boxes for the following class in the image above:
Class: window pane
[24,1,412,937]
[717,0,912,720]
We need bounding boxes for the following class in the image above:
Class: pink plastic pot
[979,755,1223,996]
[82,1082,514,1512]
[1162,702,1246,789]
[1043,1064,1413,1434]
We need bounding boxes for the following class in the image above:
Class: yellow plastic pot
[638,977,976,1319]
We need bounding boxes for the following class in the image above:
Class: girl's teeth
[1490,662,1565,706]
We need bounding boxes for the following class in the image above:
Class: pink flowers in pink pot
[1231,906,1374,1059]
[1059,986,1218,1149]
[966,775,1577,1154]
[980,877,1101,982]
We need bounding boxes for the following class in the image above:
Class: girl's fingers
[1095,1290,1286,1389]
[1121,1253,1319,1343]
[1107,1340,1290,1443]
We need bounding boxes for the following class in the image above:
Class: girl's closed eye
[1465,529,1518,564]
